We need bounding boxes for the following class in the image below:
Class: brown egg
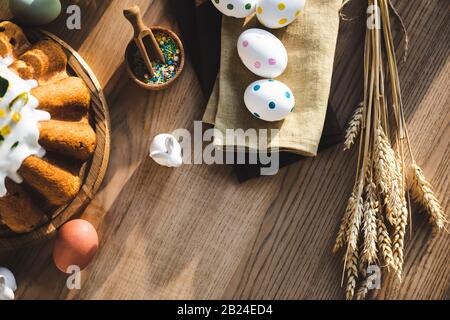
[53,219,99,273]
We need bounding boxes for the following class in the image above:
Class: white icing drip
[0,60,50,197]
[0,56,14,67]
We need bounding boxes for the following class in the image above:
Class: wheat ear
[392,196,408,280]
[345,245,359,300]
[374,127,403,225]
[347,186,364,252]
[333,186,358,253]
[410,163,447,231]
[373,126,407,279]
[362,180,378,264]
[355,276,372,300]
[376,213,395,270]
[342,182,364,299]
[344,104,364,151]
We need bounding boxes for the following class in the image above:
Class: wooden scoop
[123,5,166,77]
[243,12,257,27]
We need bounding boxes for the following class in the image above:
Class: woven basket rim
[0,27,111,250]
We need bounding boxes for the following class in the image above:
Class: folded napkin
[170,0,343,181]
[204,0,342,156]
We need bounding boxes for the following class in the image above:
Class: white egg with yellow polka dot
[211,0,258,18]
[256,0,306,29]
[244,79,295,122]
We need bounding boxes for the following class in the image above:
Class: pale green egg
[9,0,62,26]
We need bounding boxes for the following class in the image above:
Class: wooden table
[0,0,448,300]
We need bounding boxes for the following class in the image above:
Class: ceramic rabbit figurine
[0,267,16,300]
[150,134,183,168]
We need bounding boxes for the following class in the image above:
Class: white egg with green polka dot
[211,0,257,18]
[244,79,295,122]
[256,0,306,29]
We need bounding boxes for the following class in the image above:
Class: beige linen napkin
[203,0,341,156]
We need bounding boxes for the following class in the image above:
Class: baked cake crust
[0,22,97,233]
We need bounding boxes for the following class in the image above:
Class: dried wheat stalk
[376,213,395,270]
[345,245,359,300]
[342,182,364,299]
[347,185,364,252]
[356,276,371,300]
[391,196,408,279]
[334,0,446,299]
[344,103,364,151]
[362,179,378,264]
[374,127,403,225]
[410,163,448,231]
[333,185,358,253]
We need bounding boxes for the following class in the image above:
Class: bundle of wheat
[334,0,447,300]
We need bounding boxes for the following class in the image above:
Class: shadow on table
[44,0,114,51]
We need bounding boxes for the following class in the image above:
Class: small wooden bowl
[125,26,185,91]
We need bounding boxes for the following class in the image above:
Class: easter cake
[0,22,96,233]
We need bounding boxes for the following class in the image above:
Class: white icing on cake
[0,58,50,197]
[0,56,14,66]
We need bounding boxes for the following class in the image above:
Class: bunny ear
[0,276,14,300]
[165,137,175,153]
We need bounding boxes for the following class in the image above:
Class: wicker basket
[0,29,111,250]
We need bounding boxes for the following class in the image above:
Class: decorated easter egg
[244,79,295,122]
[53,219,99,273]
[256,0,306,29]
[10,0,62,26]
[211,0,257,18]
[238,28,288,78]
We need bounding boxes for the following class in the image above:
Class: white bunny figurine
[149,134,183,168]
[0,267,17,300]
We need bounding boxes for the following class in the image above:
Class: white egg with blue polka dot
[244,79,295,122]
[211,0,258,18]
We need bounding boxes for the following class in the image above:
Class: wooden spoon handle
[135,37,155,77]
[123,6,166,63]
[123,5,147,38]
[123,5,155,76]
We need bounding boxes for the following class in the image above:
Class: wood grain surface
[0,0,448,300]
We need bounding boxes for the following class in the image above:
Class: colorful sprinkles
[0,87,27,148]
[131,32,181,85]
